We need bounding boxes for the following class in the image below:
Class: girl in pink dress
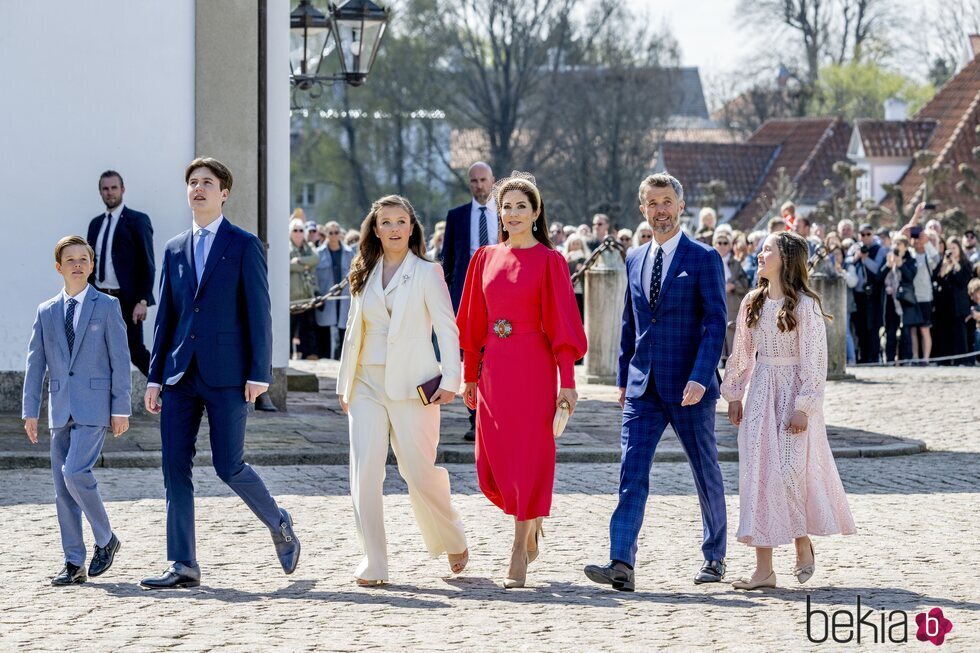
[457,173,587,589]
[721,230,855,590]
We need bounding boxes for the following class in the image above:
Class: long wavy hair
[495,178,554,248]
[746,230,832,332]
[348,195,429,295]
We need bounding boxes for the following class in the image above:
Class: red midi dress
[456,243,587,520]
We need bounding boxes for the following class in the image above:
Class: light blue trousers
[50,420,112,565]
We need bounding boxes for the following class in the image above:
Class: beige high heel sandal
[355,578,386,587]
[527,519,544,564]
[448,549,469,574]
[503,548,529,589]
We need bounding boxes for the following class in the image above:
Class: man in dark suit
[441,162,496,441]
[585,173,728,592]
[86,170,155,376]
[140,157,299,589]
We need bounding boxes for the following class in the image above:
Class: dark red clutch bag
[416,375,443,406]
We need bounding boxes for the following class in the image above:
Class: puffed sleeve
[456,247,488,383]
[794,294,827,417]
[720,294,756,403]
[542,249,588,388]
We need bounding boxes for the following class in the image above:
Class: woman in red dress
[457,173,587,588]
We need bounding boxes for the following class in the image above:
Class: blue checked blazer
[617,232,727,404]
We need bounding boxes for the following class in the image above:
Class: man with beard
[584,173,728,591]
[86,170,155,376]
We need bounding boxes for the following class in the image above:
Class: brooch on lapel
[401,274,411,284]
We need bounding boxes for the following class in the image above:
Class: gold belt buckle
[493,319,513,338]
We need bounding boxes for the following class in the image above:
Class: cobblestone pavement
[1,367,976,651]
[2,363,954,468]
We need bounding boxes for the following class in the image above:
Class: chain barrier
[289,277,349,314]
[569,236,628,284]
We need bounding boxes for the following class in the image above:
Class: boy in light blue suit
[23,235,132,586]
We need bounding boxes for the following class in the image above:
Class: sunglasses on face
[861,232,873,237]
[717,241,730,246]
[292,229,304,233]
[327,231,340,235]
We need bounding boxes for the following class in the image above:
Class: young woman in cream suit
[337,194,469,586]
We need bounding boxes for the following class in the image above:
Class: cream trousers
[348,364,467,581]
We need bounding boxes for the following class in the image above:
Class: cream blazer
[337,252,461,403]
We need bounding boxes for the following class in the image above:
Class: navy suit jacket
[86,206,156,306]
[617,232,727,404]
[148,218,272,388]
[440,203,472,312]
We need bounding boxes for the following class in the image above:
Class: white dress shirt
[641,229,683,300]
[94,204,124,289]
[62,284,90,330]
[641,230,705,393]
[721,252,732,283]
[63,285,127,416]
[469,198,498,256]
[193,214,224,271]
[149,215,267,389]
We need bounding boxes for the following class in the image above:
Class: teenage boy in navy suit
[140,157,299,589]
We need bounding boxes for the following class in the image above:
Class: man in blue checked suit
[585,172,728,592]
[140,157,299,590]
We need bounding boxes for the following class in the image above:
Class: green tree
[812,61,934,120]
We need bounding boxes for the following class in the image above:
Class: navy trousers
[609,383,727,567]
[160,362,282,563]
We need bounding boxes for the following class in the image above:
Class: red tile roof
[729,118,852,228]
[886,53,980,223]
[653,142,778,206]
[853,120,937,158]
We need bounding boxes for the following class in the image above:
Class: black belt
[96,286,122,297]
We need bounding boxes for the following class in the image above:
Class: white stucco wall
[0,0,196,371]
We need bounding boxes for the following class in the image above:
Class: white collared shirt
[94,204,124,290]
[469,198,498,256]
[721,251,732,283]
[61,284,91,330]
[641,229,683,300]
[192,214,224,271]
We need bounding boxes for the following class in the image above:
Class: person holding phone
[900,203,942,362]
[336,195,468,586]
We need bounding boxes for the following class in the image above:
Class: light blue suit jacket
[23,289,132,428]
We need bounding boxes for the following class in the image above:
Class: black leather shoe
[272,509,300,574]
[89,533,121,577]
[51,562,87,586]
[463,429,476,442]
[140,563,201,589]
[694,559,726,584]
[584,560,635,592]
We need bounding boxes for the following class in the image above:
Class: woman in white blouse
[337,195,468,586]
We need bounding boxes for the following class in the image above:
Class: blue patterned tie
[478,206,489,246]
[65,298,77,355]
[649,247,664,307]
[194,228,208,285]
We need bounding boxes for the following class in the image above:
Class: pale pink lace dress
[721,293,856,547]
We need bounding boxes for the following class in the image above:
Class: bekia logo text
[806,596,953,646]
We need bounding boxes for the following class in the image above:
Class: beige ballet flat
[794,540,816,584]
[732,571,777,590]
[448,549,469,574]
[355,578,386,587]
